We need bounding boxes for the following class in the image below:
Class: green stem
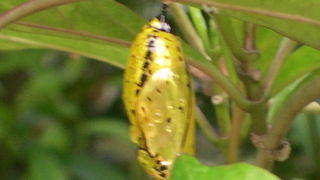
[211,90,231,136]
[170,3,256,111]
[0,0,82,29]
[169,3,209,59]
[213,14,254,63]
[263,38,298,99]
[172,0,320,26]
[227,103,245,163]
[188,6,210,53]
[256,69,320,169]
[195,106,220,146]
[212,13,266,135]
[307,115,320,170]
[186,58,256,111]
[210,59,231,136]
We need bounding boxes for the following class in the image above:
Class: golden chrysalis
[122,7,195,179]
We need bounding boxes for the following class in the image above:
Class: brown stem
[263,38,298,99]
[227,103,245,163]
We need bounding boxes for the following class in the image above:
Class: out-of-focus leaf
[0,0,211,70]
[69,153,127,180]
[0,0,143,67]
[28,149,67,180]
[271,47,320,96]
[39,124,70,151]
[79,118,129,142]
[170,156,280,180]
[0,49,46,75]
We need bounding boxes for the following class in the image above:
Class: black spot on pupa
[135,89,140,95]
[137,73,148,87]
[156,160,161,164]
[153,29,159,33]
[160,173,166,178]
[160,165,167,171]
[147,97,152,102]
[167,118,171,123]
[178,56,183,61]
[141,106,145,112]
[143,61,150,69]
[178,106,183,111]
[148,70,152,74]
[145,51,152,60]
[166,81,169,85]
[131,110,136,115]
[187,83,191,88]
[147,43,155,48]
[176,46,181,52]
[156,88,162,93]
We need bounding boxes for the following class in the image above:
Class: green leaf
[271,46,320,96]
[69,154,127,180]
[28,149,67,180]
[199,0,320,50]
[79,118,130,142]
[170,156,280,180]
[0,0,143,68]
[0,0,210,70]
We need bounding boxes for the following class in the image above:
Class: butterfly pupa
[122,13,195,180]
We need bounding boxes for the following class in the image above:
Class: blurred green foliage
[0,49,139,180]
[0,44,319,180]
[0,0,320,180]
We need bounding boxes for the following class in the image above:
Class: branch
[0,0,83,29]
[186,58,256,111]
[169,3,209,59]
[171,0,320,26]
[263,38,298,99]
[195,106,220,145]
[256,69,320,169]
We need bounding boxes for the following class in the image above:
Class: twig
[263,38,298,99]
[171,0,320,26]
[195,106,220,146]
[256,69,320,169]
[169,3,209,59]
[227,103,245,163]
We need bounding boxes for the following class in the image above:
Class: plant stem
[172,0,320,26]
[256,69,320,169]
[213,14,255,63]
[170,3,256,111]
[188,6,210,52]
[186,58,256,111]
[212,14,266,135]
[263,38,298,99]
[169,3,209,59]
[307,115,320,170]
[195,106,220,146]
[0,0,82,29]
[227,103,245,163]
[211,90,230,136]
[243,23,257,52]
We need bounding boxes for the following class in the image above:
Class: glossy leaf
[170,156,280,180]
